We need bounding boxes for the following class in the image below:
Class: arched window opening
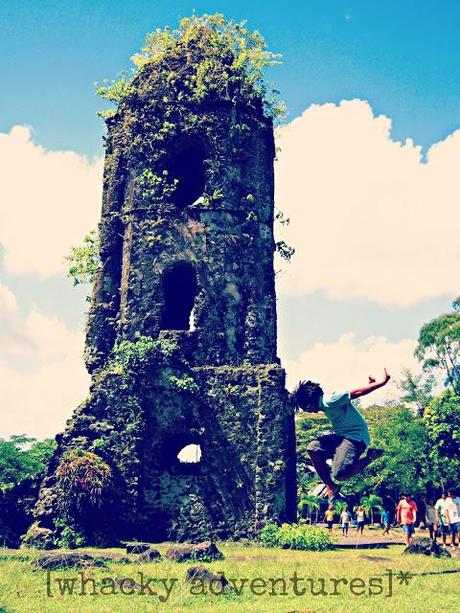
[169,140,206,209]
[160,262,198,330]
[161,434,202,476]
[177,444,202,464]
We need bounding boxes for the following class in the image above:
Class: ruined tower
[30,20,297,546]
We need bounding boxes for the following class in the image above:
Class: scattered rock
[31,552,109,570]
[403,537,451,558]
[126,542,151,555]
[165,541,224,562]
[136,547,162,563]
[78,551,133,564]
[185,565,228,590]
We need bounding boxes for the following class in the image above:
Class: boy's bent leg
[330,438,372,482]
[307,434,341,495]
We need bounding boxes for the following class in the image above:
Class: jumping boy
[292,369,391,500]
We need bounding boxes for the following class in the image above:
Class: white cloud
[275,99,460,307]
[284,332,418,406]
[0,125,103,277]
[0,282,89,439]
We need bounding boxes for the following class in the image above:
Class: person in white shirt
[356,507,366,535]
[446,490,460,548]
[340,507,351,536]
[435,492,450,546]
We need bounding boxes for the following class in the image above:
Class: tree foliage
[423,389,460,489]
[344,406,430,503]
[64,230,100,292]
[415,297,460,395]
[96,13,285,121]
[397,368,435,416]
[359,493,384,523]
[0,435,56,491]
[55,449,112,510]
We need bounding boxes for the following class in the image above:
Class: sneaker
[365,448,384,461]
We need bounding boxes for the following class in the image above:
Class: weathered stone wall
[139,363,294,541]
[28,36,297,547]
[31,343,295,544]
[86,100,278,372]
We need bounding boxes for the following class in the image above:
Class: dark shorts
[402,524,415,536]
[307,432,367,481]
[450,522,460,535]
[439,524,450,536]
[327,521,333,529]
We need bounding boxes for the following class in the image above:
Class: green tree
[360,494,384,524]
[64,229,100,296]
[415,296,460,395]
[343,406,430,504]
[0,435,56,491]
[398,368,435,417]
[333,499,348,515]
[423,389,460,490]
[298,493,322,523]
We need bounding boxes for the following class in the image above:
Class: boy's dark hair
[291,380,323,412]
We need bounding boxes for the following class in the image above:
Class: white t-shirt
[340,511,351,525]
[445,497,460,524]
[451,496,460,517]
[435,498,448,524]
[357,510,365,522]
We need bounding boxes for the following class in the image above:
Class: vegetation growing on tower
[96,13,285,121]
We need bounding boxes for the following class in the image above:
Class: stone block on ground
[403,537,451,558]
[185,565,228,590]
[165,541,224,562]
[31,552,109,570]
[136,547,162,562]
[126,542,151,555]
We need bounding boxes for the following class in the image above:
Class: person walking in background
[324,504,335,533]
[381,508,391,536]
[397,494,418,545]
[356,506,366,535]
[425,498,437,541]
[435,492,450,547]
[340,506,351,537]
[445,490,460,548]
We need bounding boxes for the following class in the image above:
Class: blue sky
[1,2,459,437]
[2,1,460,155]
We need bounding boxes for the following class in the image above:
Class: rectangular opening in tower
[160,262,198,330]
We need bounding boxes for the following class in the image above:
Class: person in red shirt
[396,494,418,545]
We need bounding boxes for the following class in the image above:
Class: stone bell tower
[31,26,297,545]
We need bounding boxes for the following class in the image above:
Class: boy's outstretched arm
[350,368,391,400]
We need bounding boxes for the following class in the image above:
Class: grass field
[0,541,459,613]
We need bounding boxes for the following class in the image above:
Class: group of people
[424,491,460,548]
[321,491,460,547]
[386,491,460,546]
[323,505,366,536]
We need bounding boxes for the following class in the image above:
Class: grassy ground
[0,541,459,613]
